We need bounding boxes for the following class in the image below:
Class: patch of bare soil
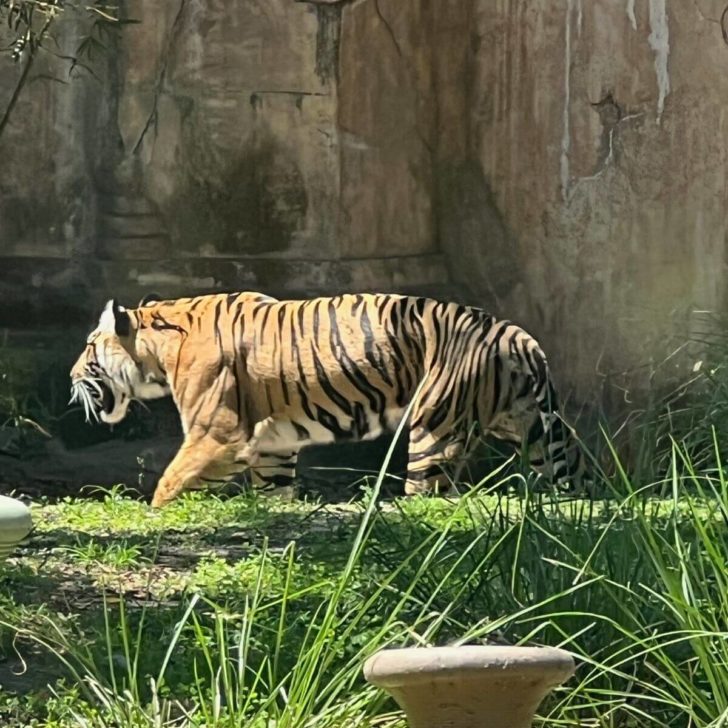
[0,436,181,501]
[0,433,408,504]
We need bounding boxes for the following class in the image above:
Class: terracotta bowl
[364,645,575,728]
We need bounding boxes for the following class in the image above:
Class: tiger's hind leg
[490,407,589,494]
[404,421,467,496]
[527,411,590,494]
[249,452,298,500]
[485,330,592,495]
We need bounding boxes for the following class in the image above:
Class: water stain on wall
[170,135,308,255]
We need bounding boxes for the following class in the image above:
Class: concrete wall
[1,0,726,406]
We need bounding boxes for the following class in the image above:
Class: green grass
[2,442,728,727]
[5,341,728,727]
[6,308,728,726]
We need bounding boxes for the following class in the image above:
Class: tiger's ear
[99,299,132,337]
[138,293,162,308]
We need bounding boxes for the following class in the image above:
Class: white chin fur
[136,381,172,400]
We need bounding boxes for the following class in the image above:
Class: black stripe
[257,451,295,460]
[212,300,223,340]
[151,312,187,336]
[311,343,353,416]
[231,301,245,345]
[359,306,394,388]
[279,371,291,406]
[295,382,317,422]
[258,304,273,345]
[265,383,275,414]
[526,415,545,445]
[292,421,310,440]
[426,396,452,432]
[230,361,243,424]
[352,401,369,439]
[328,301,386,417]
[313,301,321,338]
[312,401,349,440]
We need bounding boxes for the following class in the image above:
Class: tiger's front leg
[150,435,239,508]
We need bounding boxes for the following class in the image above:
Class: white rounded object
[0,495,33,560]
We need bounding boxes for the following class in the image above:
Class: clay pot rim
[364,646,575,688]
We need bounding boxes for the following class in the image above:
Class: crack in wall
[569,94,644,194]
[132,0,188,154]
[592,93,623,173]
[648,0,671,123]
[250,90,329,98]
[249,90,329,113]
[295,0,360,5]
[560,0,574,202]
[690,0,721,24]
[373,0,403,58]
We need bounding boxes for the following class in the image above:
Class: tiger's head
[70,298,171,425]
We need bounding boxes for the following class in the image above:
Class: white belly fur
[241,406,408,463]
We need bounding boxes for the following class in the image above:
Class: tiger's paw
[150,488,177,508]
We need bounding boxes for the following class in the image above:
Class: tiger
[69,292,591,507]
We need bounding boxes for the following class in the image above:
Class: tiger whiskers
[69,379,102,423]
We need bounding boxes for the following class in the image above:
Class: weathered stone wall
[434,0,728,403]
[0,0,448,334]
[1,0,727,408]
